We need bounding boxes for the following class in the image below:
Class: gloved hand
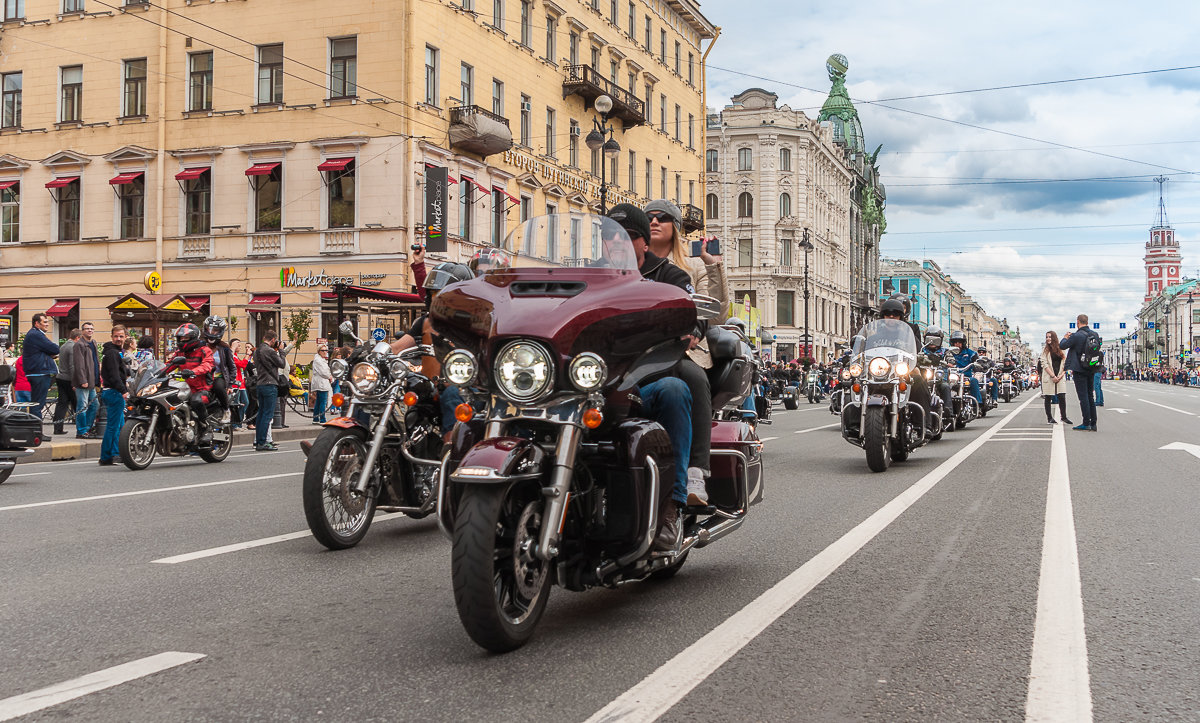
[170,357,187,366]
[178,369,195,379]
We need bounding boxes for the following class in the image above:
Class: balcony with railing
[680,203,704,233]
[320,229,359,254]
[247,232,286,257]
[177,235,214,260]
[562,65,646,126]
[449,105,514,157]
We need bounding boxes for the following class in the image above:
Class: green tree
[284,308,313,364]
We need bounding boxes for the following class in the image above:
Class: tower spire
[1154,175,1169,227]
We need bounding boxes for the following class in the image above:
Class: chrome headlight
[849,363,863,377]
[923,368,934,381]
[1002,373,1012,381]
[868,357,891,378]
[139,383,161,397]
[895,361,911,376]
[387,357,411,379]
[330,358,348,381]
[350,362,380,394]
[444,350,478,386]
[568,352,607,391]
[495,341,553,403]
[948,372,961,384]
[840,369,851,380]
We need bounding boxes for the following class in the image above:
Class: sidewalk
[22,424,322,463]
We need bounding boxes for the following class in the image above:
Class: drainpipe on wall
[154,2,168,277]
[401,0,416,290]
[699,26,721,201]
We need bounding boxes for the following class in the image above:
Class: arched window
[706,193,719,220]
[737,192,753,217]
[779,192,791,218]
[780,148,791,171]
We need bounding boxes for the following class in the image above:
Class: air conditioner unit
[570,125,581,137]
[520,101,532,112]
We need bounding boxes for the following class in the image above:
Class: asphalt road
[1,381,1197,722]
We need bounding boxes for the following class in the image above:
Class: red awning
[496,187,519,204]
[45,299,79,317]
[175,167,209,181]
[45,176,79,189]
[464,178,490,196]
[109,171,144,185]
[317,157,354,172]
[245,162,280,176]
[320,286,423,304]
[0,301,17,316]
[185,295,210,310]
[0,181,17,191]
[248,294,281,305]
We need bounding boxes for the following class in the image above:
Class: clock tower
[1145,177,1182,302]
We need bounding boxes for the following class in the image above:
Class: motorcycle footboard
[841,401,864,446]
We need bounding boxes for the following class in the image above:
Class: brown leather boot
[653,500,681,552]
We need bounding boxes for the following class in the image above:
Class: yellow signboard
[163,299,193,312]
[115,298,150,310]
[144,271,162,293]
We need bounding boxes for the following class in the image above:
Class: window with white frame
[63,0,82,12]
[520,93,531,146]
[491,189,504,246]
[737,147,752,171]
[545,15,556,61]
[705,193,718,221]
[459,62,473,106]
[737,191,753,217]
[0,182,18,244]
[1,72,20,128]
[55,179,80,241]
[492,0,503,29]
[545,203,557,260]
[568,119,579,167]
[779,192,791,218]
[329,37,357,98]
[117,175,145,238]
[706,149,717,172]
[257,44,283,105]
[184,170,211,236]
[425,46,439,106]
[60,65,83,121]
[327,160,355,228]
[253,164,282,232]
[3,0,24,21]
[122,59,146,117]
[520,1,532,46]
[459,178,474,241]
[492,78,503,116]
[187,53,212,112]
[780,147,791,171]
[545,107,555,158]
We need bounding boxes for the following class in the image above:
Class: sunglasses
[646,212,674,223]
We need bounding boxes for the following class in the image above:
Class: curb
[20,425,322,464]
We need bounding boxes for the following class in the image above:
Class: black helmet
[174,322,201,349]
[202,315,227,342]
[423,262,473,293]
[923,325,944,348]
[879,296,907,319]
[949,330,966,346]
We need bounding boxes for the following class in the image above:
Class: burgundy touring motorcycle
[431,214,764,652]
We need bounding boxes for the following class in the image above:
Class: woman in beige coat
[1039,331,1072,425]
[644,199,730,506]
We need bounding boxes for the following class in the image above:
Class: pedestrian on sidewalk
[1060,314,1100,431]
[22,313,60,421]
[53,329,80,435]
[97,325,129,466]
[229,339,249,429]
[1093,362,1105,406]
[310,343,332,424]
[1039,331,1071,425]
[13,354,31,403]
[253,331,286,451]
[72,321,101,439]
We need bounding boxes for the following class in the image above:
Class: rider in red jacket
[164,323,216,445]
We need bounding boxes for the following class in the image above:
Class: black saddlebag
[705,327,752,410]
[0,408,44,449]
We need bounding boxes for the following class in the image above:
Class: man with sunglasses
[879,294,937,435]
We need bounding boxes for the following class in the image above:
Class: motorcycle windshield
[497,214,639,272]
[132,360,166,393]
[859,319,918,361]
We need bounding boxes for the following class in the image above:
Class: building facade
[0,0,715,353]
[705,87,852,363]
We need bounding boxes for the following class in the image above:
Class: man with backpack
[1060,314,1102,431]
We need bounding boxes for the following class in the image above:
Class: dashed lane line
[0,651,205,721]
[1137,399,1196,416]
[150,513,407,564]
[1025,420,1092,721]
[0,473,300,513]
[793,423,840,435]
[585,394,1037,723]
[15,447,295,469]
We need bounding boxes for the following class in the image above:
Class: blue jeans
[439,384,464,433]
[964,375,982,405]
[255,385,278,447]
[15,389,31,403]
[232,388,248,426]
[100,388,125,461]
[639,377,692,505]
[75,386,99,434]
[989,377,999,401]
[1093,373,1104,405]
[313,390,329,423]
[28,374,53,419]
[1074,372,1097,427]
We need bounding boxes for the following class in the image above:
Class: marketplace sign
[280,267,387,288]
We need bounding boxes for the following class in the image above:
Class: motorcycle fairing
[450,437,545,484]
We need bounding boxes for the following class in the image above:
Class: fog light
[455,403,474,423]
[582,408,604,429]
[403,391,418,406]
[331,393,345,408]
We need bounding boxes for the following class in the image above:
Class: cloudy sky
[702,0,1200,344]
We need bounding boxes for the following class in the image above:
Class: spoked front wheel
[119,419,157,470]
[452,481,552,653]
[302,427,378,550]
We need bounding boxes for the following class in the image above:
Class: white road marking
[8,472,51,478]
[1025,422,1092,722]
[150,513,406,564]
[1137,399,1195,416]
[1105,408,1130,414]
[792,423,839,435]
[585,395,1037,723]
[759,436,779,442]
[1005,427,1058,431]
[1158,441,1200,461]
[15,447,293,469]
[986,438,1053,442]
[0,651,205,721]
[0,473,299,513]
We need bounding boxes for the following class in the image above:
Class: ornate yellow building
[0,0,715,351]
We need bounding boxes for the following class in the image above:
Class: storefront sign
[279,267,389,289]
[501,149,638,207]
[425,166,448,252]
[359,273,385,288]
[0,316,10,347]
[144,271,162,293]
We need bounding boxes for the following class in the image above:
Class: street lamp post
[584,95,621,214]
[800,228,813,361]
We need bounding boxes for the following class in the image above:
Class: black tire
[452,482,552,653]
[0,466,11,485]
[783,396,798,410]
[864,406,890,473]
[198,421,234,463]
[650,551,689,580]
[119,419,157,470]
[890,437,909,462]
[302,427,378,550]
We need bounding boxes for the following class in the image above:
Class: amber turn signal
[582,408,604,429]
[403,391,419,406]
[852,383,861,394]
[331,393,345,408]
[898,382,907,392]
[454,403,474,423]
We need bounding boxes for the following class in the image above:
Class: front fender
[322,416,368,430]
[865,394,890,407]
[449,437,545,484]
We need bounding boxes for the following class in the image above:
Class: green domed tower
[818,53,865,153]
